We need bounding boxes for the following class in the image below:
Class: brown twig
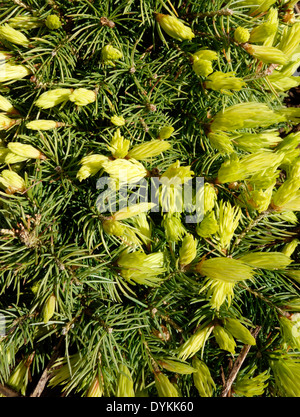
[29,337,63,397]
[221,326,261,397]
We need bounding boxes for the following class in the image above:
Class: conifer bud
[238,251,292,270]
[213,325,236,353]
[86,377,103,397]
[233,368,270,397]
[26,120,62,130]
[158,125,174,140]
[116,364,135,397]
[179,233,197,267]
[0,24,29,47]
[196,257,254,283]
[206,279,235,310]
[7,357,31,395]
[192,357,216,397]
[162,213,186,242]
[196,211,218,239]
[216,200,241,250]
[43,294,56,323]
[0,63,32,82]
[8,142,45,160]
[205,71,246,92]
[102,219,125,236]
[8,16,43,30]
[69,88,96,106]
[177,325,212,360]
[0,94,15,113]
[0,170,26,194]
[77,154,108,181]
[35,89,72,109]
[0,114,17,130]
[270,356,300,397]
[243,44,288,65]
[45,15,61,30]
[193,50,218,62]
[234,27,250,44]
[192,59,213,77]
[154,373,180,397]
[157,359,196,374]
[110,115,125,126]
[155,13,195,41]
[101,45,123,66]
[112,203,155,221]
[107,128,130,158]
[282,239,299,258]
[279,315,300,350]
[102,158,148,188]
[249,18,278,43]
[207,132,234,154]
[127,139,171,160]
[223,318,256,345]
[278,23,300,59]
[4,152,27,164]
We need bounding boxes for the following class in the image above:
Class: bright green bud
[233,131,282,153]
[107,128,130,158]
[7,142,45,160]
[278,23,300,59]
[252,0,277,14]
[130,212,152,245]
[45,15,61,30]
[0,170,26,194]
[7,356,31,395]
[280,107,300,124]
[117,251,165,286]
[116,364,135,397]
[35,89,72,109]
[196,211,219,239]
[43,294,56,323]
[0,24,29,46]
[238,251,292,270]
[0,114,17,130]
[86,377,103,397]
[207,132,234,154]
[102,219,125,236]
[161,160,193,183]
[177,325,212,360]
[204,183,217,213]
[244,44,288,65]
[69,88,96,106]
[4,152,27,164]
[286,270,300,283]
[282,239,299,257]
[179,233,197,267]
[213,325,236,353]
[233,368,269,397]
[201,278,235,310]
[127,139,171,160]
[270,356,300,397]
[192,50,218,62]
[77,154,108,181]
[249,21,278,43]
[8,16,42,30]
[196,257,254,284]
[110,115,125,126]
[102,158,148,189]
[162,213,186,242]
[0,63,31,82]
[211,102,285,133]
[155,13,194,41]
[158,125,174,139]
[279,314,300,350]
[272,178,300,210]
[158,358,196,374]
[26,120,62,130]
[215,200,241,250]
[234,26,250,43]
[192,357,216,397]
[224,318,256,345]
[154,373,180,397]
[101,45,123,66]
[0,94,15,113]
[244,186,273,213]
[205,71,246,92]
[248,167,279,189]
[112,202,156,221]
[192,59,213,77]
